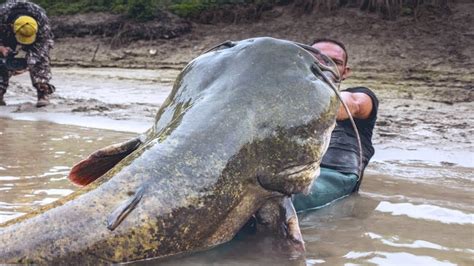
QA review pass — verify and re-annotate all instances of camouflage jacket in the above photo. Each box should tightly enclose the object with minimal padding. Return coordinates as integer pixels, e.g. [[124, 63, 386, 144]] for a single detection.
[[0, 0, 54, 85]]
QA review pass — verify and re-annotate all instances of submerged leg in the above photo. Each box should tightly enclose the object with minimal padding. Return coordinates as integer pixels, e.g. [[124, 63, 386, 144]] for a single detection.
[[293, 167, 359, 212]]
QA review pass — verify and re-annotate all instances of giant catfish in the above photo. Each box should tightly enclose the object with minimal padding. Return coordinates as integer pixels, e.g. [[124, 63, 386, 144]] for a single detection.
[[0, 37, 341, 264]]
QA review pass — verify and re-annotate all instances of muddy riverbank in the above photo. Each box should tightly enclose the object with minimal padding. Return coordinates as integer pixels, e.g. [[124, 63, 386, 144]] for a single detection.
[[36, 2, 473, 153], [3, 2, 471, 146], [1, 65, 471, 155], [49, 3, 473, 73]]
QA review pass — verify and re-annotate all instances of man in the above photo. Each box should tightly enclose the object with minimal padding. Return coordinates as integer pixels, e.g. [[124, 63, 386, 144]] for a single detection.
[[0, 0, 55, 107], [293, 38, 379, 211]]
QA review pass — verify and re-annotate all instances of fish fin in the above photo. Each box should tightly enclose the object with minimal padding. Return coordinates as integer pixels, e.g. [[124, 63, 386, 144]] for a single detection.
[[68, 136, 143, 186], [282, 197, 305, 252], [107, 187, 145, 231]]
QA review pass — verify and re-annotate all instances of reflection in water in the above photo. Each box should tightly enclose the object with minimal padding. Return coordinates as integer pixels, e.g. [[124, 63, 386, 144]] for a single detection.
[[0, 118, 473, 265], [345, 251, 457, 266], [373, 147, 474, 168], [366, 232, 474, 254], [376, 201, 474, 225], [0, 118, 135, 223]]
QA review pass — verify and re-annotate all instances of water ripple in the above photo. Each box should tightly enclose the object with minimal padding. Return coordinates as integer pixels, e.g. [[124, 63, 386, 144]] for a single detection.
[[376, 201, 474, 225], [366, 232, 474, 254], [344, 251, 456, 265]]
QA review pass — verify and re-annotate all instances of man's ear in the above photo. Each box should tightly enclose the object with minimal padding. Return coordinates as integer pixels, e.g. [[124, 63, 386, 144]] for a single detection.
[[342, 66, 352, 80]]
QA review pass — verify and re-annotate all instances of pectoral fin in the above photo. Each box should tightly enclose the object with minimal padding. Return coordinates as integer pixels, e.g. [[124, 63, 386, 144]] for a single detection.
[[282, 197, 305, 252], [256, 197, 305, 252], [107, 187, 145, 231], [68, 136, 143, 186]]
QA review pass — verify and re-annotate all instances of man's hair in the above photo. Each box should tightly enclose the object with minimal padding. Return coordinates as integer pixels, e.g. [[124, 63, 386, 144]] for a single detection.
[[311, 38, 349, 65]]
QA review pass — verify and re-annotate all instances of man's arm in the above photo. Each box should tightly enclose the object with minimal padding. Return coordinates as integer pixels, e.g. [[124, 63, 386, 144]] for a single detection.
[[336, 91, 373, 121]]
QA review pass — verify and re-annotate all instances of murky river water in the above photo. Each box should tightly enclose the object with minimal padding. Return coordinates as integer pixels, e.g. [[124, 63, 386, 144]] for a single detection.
[[0, 68, 473, 265], [0, 118, 136, 223], [1, 120, 472, 265]]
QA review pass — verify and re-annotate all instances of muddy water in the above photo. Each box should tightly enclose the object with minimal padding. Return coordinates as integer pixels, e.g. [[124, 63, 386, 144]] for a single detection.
[[0, 118, 135, 223], [1, 67, 473, 265], [0, 119, 472, 265]]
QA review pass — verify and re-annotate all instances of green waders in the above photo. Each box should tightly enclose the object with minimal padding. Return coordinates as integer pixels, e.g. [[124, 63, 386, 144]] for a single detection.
[[293, 167, 359, 212]]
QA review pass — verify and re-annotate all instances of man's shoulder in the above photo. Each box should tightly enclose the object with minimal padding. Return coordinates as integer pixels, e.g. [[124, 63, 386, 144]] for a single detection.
[[343, 86, 379, 120], [344, 86, 376, 96], [344, 86, 378, 103]]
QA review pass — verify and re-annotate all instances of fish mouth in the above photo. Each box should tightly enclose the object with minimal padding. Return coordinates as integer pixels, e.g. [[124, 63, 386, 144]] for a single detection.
[[277, 161, 319, 177], [268, 161, 320, 195]]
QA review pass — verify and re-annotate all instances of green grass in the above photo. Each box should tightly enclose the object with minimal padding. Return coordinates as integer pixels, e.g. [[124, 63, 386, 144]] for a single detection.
[[8, 0, 450, 21], [28, 0, 275, 20], [31, 0, 157, 19]]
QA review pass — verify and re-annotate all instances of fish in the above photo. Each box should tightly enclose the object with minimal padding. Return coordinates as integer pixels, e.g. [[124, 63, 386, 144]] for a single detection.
[[0, 37, 339, 264]]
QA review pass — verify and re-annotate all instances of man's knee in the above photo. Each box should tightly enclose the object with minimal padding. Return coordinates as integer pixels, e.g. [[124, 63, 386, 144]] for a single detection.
[[0, 71, 9, 90], [293, 168, 358, 211]]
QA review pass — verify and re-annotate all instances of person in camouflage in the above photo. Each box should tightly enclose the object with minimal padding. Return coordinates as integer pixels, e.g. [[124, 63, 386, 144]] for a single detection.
[[0, 0, 55, 107]]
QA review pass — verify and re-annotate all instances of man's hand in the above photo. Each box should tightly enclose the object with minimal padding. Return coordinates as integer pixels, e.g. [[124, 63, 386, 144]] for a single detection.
[[0, 46, 12, 57]]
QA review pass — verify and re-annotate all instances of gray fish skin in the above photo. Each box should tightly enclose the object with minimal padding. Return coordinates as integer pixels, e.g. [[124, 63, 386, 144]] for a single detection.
[[0, 37, 338, 264]]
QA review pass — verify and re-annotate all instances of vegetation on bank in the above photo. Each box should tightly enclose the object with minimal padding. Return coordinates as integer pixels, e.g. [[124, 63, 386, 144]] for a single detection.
[[30, 0, 274, 17], [27, 0, 451, 21]]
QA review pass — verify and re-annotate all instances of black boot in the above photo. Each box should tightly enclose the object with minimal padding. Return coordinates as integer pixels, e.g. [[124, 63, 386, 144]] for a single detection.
[[35, 83, 55, 108], [36, 89, 50, 107]]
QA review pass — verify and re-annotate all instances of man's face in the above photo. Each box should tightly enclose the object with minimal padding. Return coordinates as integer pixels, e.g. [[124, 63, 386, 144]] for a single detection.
[[312, 42, 351, 80]]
